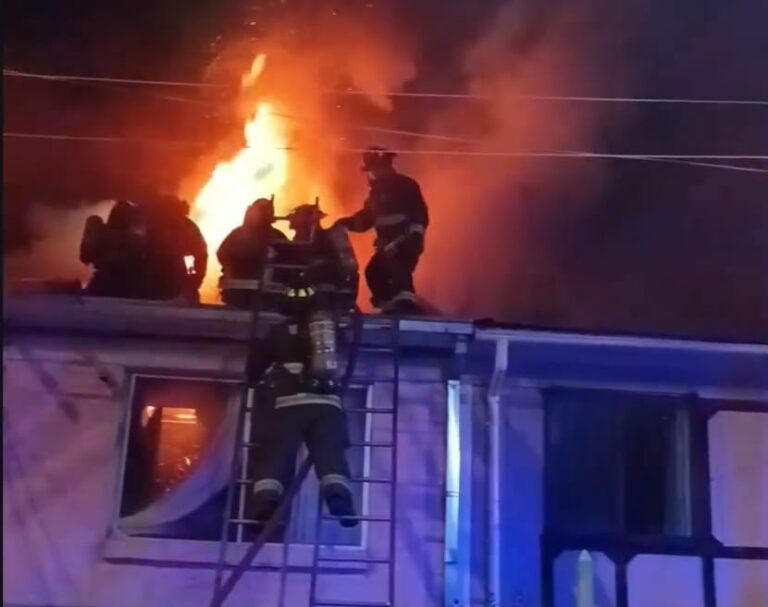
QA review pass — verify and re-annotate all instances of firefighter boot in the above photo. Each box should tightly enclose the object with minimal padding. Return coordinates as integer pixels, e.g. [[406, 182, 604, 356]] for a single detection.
[[320, 476, 358, 528], [390, 298, 422, 316], [250, 480, 284, 522]]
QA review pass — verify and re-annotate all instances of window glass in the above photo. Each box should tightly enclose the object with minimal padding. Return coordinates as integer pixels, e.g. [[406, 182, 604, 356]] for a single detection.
[[628, 555, 703, 607], [120, 377, 233, 520], [715, 559, 768, 607], [710, 411, 768, 548], [545, 389, 691, 537]]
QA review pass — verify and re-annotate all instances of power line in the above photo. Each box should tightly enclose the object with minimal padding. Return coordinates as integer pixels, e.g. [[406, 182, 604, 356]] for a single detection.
[[3, 132, 206, 147], [334, 90, 768, 106], [5, 132, 768, 175], [6, 68, 768, 107], [272, 111, 488, 145], [335, 147, 768, 161], [640, 157, 768, 174], [3, 68, 223, 89]]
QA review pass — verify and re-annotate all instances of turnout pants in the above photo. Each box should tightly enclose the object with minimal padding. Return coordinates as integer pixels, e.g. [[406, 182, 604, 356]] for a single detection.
[[365, 236, 423, 310], [250, 403, 352, 503]]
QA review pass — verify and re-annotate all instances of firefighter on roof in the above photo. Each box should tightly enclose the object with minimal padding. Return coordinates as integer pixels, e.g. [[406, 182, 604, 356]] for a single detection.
[[80, 199, 148, 298], [141, 195, 208, 302], [218, 198, 287, 309], [335, 147, 428, 314], [80, 197, 208, 302], [247, 275, 358, 527]]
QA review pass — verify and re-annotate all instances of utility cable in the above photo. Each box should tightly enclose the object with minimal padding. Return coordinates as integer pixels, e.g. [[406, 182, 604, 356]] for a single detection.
[[5, 131, 767, 161], [5, 132, 768, 174], [6, 68, 768, 106]]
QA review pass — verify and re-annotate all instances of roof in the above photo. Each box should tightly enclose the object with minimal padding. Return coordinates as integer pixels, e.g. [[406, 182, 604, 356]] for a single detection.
[[4, 293, 768, 395]]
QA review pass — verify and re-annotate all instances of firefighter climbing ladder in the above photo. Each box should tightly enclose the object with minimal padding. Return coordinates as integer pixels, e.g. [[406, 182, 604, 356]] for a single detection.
[[208, 197, 402, 607], [210, 195, 318, 605]]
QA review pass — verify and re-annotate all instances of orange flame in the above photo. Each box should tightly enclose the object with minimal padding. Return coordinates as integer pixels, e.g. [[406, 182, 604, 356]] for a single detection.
[[190, 54, 293, 302]]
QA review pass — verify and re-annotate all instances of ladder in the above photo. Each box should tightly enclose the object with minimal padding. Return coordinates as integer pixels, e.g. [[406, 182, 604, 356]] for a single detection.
[[210, 197, 403, 607], [306, 317, 402, 607]]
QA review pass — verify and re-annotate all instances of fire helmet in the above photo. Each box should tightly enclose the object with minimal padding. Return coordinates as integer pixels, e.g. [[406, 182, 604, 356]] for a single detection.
[[361, 146, 396, 172], [244, 197, 275, 228], [108, 200, 142, 229], [287, 204, 326, 228]]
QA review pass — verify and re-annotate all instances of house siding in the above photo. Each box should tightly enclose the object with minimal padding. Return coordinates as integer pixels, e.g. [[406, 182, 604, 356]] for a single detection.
[[3, 334, 450, 607]]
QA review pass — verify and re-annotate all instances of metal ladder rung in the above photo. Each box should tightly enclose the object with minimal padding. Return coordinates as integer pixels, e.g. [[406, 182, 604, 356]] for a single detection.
[[321, 514, 391, 523], [268, 262, 312, 270], [227, 517, 278, 526], [318, 556, 391, 564], [312, 601, 392, 607], [344, 407, 395, 414], [272, 240, 316, 247], [349, 477, 393, 485], [358, 346, 395, 353], [235, 476, 391, 487]]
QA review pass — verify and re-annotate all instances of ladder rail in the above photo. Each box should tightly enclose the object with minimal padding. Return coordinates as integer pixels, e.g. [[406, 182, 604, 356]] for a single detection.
[[308, 315, 401, 607], [211, 275, 267, 597], [210, 457, 314, 607], [308, 309, 364, 605], [212, 192, 293, 601], [386, 318, 401, 607]]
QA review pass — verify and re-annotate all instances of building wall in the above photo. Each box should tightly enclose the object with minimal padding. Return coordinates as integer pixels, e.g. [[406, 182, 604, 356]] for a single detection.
[[3, 334, 450, 607]]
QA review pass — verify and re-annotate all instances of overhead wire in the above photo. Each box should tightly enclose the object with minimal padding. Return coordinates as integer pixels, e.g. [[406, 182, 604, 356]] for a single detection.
[[3, 132, 207, 148], [5, 131, 768, 174], [333, 90, 768, 106], [6, 74, 768, 175], [6, 67, 768, 107], [6, 67, 767, 172], [3, 68, 223, 89]]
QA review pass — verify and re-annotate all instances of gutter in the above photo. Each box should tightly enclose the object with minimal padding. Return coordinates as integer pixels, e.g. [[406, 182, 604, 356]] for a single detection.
[[481, 336, 510, 607]]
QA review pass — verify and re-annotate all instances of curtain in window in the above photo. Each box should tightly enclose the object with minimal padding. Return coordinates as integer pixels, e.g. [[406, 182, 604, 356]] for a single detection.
[[119, 395, 239, 535], [544, 388, 692, 537]]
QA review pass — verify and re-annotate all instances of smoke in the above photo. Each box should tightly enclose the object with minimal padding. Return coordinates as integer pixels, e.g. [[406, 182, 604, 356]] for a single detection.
[[4, 0, 766, 338], [4, 201, 113, 289], [413, 0, 635, 322]]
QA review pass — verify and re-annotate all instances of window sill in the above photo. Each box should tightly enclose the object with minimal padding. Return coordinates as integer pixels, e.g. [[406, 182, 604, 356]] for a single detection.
[[103, 533, 372, 571]]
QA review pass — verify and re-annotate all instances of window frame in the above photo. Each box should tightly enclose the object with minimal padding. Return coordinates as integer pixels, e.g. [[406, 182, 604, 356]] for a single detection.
[[540, 387, 768, 607], [108, 368, 376, 566]]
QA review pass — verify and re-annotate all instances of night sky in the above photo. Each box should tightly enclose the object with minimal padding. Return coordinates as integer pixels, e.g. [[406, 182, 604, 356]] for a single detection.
[[4, 0, 767, 340]]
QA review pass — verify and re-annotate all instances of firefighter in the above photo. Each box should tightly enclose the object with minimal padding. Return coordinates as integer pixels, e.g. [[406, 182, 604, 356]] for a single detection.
[[283, 204, 359, 314], [335, 147, 428, 314], [80, 200, 148, 298], [247, 276, 358, 527], [142, 196, 208, 302], [217, 198, 287, 308]]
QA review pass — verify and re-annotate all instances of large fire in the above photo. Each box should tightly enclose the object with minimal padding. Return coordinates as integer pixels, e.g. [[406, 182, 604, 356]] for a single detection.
[[184, 48, 376, 307], [190, 55, 295, 303]]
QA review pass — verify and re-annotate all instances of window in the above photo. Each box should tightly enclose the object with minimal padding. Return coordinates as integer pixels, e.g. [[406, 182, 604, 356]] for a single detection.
[[542, 389, 768, 607], [544, 388, 692, 539], [118, 374, 370, 546]]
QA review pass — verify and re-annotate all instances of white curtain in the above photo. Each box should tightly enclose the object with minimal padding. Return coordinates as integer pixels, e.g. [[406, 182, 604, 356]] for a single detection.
[[118, 398, 239, 535]]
